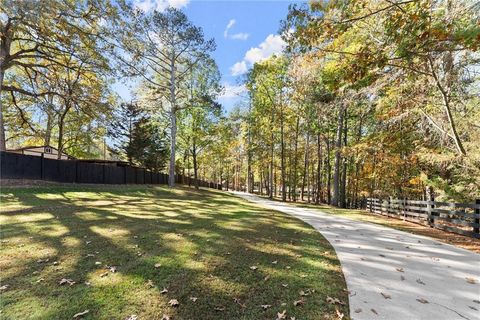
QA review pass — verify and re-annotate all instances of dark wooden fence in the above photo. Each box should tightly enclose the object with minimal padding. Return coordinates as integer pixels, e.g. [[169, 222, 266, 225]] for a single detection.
[[0, 151, 222, 190], [367, 198, 480, 239]]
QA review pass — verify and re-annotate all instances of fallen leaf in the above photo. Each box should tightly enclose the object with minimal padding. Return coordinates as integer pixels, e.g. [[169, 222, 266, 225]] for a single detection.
[[161, 315, 170, 320], [354, 308, 362, 313], [378, 254, 385, 257], [36, 278, 45, 283], [381, 292, 391, 299], [276, 310, 287, 320], [85, 282, 91, 286], [59, 278, 76, 286], [272, 260, 278, 264], [250, 266, 258, 270], [95, 262, 102, 266], [416, 279, 425, 285], [293, 299, 304, 306], [371, 308, 378, 315], [416, 298, 429, 304], [190, 297, 198, 302], [261, 304, 272, 310], [147, 280, 155, 288], [73, 310, 89, 318], [100, 272, 109, 278], [0, 285, 10, 291], [168, 299, 179, 307], [281, 284, 288, 288], [160, 287, 168, 294], [264, 276, 270, 281], [395, 268, 404, 273], [107, 266, 117, 273], [466, 277, 477, 284], [214, 306, 225, 311], [154, 263, 162, 268], [326, 296, 345, 305], [285, 266, 291, 269], [125, 315, 138, 320], [336, 307, 344, 319]]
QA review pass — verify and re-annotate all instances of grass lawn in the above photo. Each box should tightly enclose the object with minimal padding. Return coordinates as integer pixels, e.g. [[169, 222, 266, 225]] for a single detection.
[[286, 201, 480, 253], [0, 185, 349, 320]]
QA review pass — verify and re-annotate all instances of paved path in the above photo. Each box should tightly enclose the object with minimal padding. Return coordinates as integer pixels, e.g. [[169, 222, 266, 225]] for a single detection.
[[234, 192, 480, 320]]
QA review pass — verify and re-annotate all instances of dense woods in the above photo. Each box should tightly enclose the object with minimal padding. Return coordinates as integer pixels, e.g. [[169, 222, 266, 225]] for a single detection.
[[218, 0, 480, 204], [1, 0, 479, 203]]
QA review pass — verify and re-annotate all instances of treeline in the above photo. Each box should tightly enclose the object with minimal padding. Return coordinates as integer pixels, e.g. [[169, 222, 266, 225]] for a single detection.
[[215, 0, 480, 204], [1, 1, 222, 188]]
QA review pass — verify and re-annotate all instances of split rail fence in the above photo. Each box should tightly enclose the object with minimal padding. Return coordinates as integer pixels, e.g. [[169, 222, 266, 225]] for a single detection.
[[366, 198, 480, 239]]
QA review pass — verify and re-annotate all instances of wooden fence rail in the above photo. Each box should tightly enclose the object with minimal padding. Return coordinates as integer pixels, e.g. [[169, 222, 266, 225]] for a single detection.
[[366, 198, 480, 239]]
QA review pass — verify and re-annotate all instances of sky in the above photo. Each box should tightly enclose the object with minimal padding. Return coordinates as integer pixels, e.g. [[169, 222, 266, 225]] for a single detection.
[[115, 0, 303, 112]]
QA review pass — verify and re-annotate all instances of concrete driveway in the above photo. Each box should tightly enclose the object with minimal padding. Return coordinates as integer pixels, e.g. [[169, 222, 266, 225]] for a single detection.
[[234, 192, 480, 320]]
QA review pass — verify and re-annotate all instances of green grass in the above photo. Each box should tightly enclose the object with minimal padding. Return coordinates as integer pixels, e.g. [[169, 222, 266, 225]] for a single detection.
[[0, 185, 349, 319]]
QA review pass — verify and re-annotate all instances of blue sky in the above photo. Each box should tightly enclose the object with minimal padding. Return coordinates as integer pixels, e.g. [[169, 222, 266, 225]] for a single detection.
[[116, 0, 302, 111]]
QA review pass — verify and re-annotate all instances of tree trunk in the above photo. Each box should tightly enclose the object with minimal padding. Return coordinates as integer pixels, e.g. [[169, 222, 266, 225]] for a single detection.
[[339, 108, 348, 208], [0, 22, 12, 152], [0, 67, 5, 151], [301, 132, 310, 201], [247, 103, 254, 193], [325, 135, 332, 204], [169, 107, 177, 186], [292, 117, 299, 201], [168, 52, 177, 187], [192, 140, 199, 189], [57, 109, 69, 159], [280, 104, 286, 201], [316, 133, 323, 204], [332, 104, 344, 207], [428, 56, 466, 156], [269, 110, 275, 199]]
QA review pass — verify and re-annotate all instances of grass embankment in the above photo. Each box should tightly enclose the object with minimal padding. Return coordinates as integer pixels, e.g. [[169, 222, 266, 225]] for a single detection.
[[0, 185, 349, 319], [287, 200, 480, 253]]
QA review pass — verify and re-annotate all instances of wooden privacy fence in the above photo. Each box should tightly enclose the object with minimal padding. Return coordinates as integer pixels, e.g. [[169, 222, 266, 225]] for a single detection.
[[367, 198, 480, 239], [0, 151, 222, 190]]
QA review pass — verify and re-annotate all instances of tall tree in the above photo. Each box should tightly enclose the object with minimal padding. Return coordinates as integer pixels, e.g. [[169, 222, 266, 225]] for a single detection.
[[118, 7, 215, 187]]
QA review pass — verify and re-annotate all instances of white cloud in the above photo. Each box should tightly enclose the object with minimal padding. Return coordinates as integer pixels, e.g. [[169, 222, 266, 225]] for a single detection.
[[219, 83, 247, 99], [224, 19, 249, 41], [230, 34, 286, 76], [134, 0, 189, 12], [224, 19, 236, 38], [230, 61, 248, 77], [231, 33, 249, 41]]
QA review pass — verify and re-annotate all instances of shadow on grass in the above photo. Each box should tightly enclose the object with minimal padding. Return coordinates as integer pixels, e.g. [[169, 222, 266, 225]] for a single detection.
[[0, 185, 349, 320]]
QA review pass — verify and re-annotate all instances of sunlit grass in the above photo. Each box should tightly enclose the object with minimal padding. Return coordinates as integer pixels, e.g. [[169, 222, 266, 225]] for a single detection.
[[0, 185, 349, 319]]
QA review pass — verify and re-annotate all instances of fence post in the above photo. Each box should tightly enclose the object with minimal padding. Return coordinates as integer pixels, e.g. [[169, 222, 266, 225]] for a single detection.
[[426, 186, 434, 227], [474, 199, 480, 236]]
